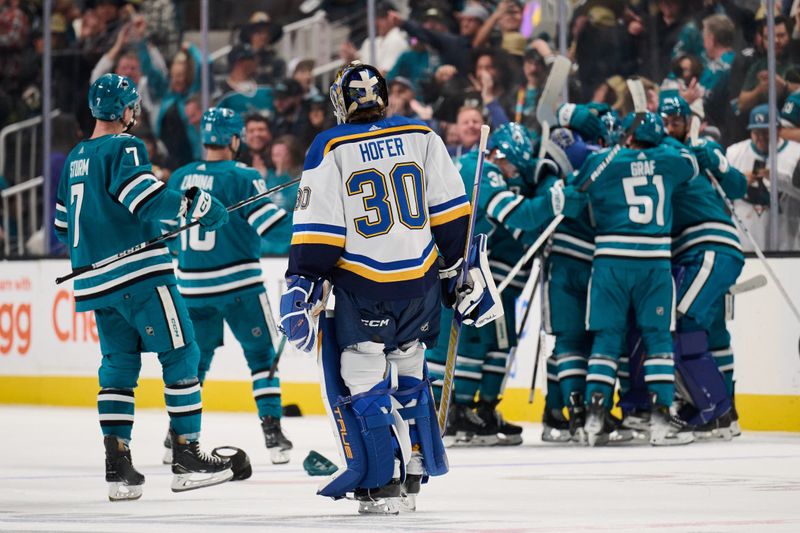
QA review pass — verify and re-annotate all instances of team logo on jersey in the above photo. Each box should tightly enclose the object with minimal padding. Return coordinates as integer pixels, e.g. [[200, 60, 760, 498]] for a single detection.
[[420, 322, 430, 333], [656, 306, 664, 316], [145, 326, 155, 336], [252, 327, 263, 338]]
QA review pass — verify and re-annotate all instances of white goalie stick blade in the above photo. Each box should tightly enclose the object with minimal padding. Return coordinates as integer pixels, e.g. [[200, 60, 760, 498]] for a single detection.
[[728, 274, 768, 295], [536, 56, 572, 127], [626, 78, 647, 115], [689, 97, 705, 145]]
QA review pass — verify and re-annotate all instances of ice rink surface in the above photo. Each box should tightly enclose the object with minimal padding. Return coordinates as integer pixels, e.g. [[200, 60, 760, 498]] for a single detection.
[[1, 406, 799, 532]]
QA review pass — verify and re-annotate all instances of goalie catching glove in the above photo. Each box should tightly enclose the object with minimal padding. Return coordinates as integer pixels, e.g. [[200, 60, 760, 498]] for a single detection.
[[182, 186, 229, 230], [439, 233, 503, 328], [279, 275, 326, 352]]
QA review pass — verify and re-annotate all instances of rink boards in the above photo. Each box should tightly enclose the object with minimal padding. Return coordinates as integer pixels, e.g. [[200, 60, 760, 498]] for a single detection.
[[0, 257, 799, 431]]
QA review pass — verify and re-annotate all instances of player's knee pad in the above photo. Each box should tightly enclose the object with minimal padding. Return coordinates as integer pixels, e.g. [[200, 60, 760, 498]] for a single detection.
[[388, 341, 424, 380], [158, 341, 201, 384], [318, 316, 408, 499], [393, 369, 449, 478], [673, 330, 730, 425], [98, 352, 142, 389]]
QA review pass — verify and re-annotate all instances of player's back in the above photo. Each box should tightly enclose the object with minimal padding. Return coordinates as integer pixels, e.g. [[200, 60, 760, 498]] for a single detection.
[[167, 159, 288, 305], [579, 144, 697, 267], [56, 134, 176, 311], [291, 115, 470, 300]]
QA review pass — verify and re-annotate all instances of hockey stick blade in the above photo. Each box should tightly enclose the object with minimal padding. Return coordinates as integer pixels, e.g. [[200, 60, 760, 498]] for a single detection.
[[536, 56, 571, 128], [438, 124, 491, 435], [688, 98, 705, 145], [728, 274, 767, 295], [56, 178, 301, 284]]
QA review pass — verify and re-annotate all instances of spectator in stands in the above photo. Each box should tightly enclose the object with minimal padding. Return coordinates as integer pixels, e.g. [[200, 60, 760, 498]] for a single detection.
[[262, 135, 303, 256], [288, 58, 320, 101], [515, 43, 551, 129], [241, 113, 273, 177], [358, 1, 408, 73], [159, 92, 202, 171], [727, 104, 800, 251], [472, 0, 524, 51], [470, 48, 513, 126], [138, 0, 180, 59], [780, 90, 800, 142], [305, 94, 334, 145], [0, 0, 30, 125], [47, 114, 82, 255], [390, 6, 472, 74], [738, 16, 800, 117], [449, 105, 485, 159], [270, 79, 310, 139], [697, 14, 737, 132], [216, 44, 275, 117], [458, 3, 489, 42], [241, 11, 286, 85], [640, 0, 704, 83], [386, 77, 421, 120]]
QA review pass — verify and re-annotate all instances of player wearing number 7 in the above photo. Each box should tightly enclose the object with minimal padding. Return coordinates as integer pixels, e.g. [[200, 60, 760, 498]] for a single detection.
[[162, 107, 294, 465], [574, 111, 698, 447], [53, 74, 234, 501], [278, 61, 500, 514]]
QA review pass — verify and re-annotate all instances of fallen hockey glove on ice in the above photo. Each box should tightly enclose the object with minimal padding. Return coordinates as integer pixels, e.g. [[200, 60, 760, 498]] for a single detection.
[[183, 186, 229, 230], [279, 275, 325, 352]]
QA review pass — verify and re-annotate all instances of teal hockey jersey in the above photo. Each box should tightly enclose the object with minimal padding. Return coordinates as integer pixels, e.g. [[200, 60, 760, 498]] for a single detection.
[[574, 144, 698, 268], [457, 150, 559, 290], [166, 160, 291, 306], [664, 136, 746, 261], [538, 168, 596, 267], [54, 134, 183, 312]]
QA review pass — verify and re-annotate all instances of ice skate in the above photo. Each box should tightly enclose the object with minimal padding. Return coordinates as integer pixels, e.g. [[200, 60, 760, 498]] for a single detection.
[[104, 436, 144, 502], [567, 392, 587, 444], [400, 452, 423, 512], [541, 407, 571, 443], [730, 399, 742, 437], [649, 399, 695, 446], [355, 479, 401, 515], [694, 411, 734, 441], [476, 399, 523, 446], [584, 392, 609, 447], [162, 428, 172, 465], [443, 404, 498, 447], [169, 429, 233, 492], [605, 411, 636, 443], [261, 416, 293, 464]]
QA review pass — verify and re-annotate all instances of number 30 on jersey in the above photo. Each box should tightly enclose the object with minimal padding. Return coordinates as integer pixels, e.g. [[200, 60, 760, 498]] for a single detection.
[[346, 162, 426, 238]]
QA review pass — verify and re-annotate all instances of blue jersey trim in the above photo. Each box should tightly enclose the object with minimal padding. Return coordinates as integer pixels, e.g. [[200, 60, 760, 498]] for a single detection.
[[429, 195, 469, 214], [293, 223, 347, 235], [340, 239, 436, 271]]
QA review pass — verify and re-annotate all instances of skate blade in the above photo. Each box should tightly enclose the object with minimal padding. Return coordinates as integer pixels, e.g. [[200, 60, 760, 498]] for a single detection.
[[650, 433, 695, 446], [400, 492, 417, 512], [496, 433, 523, 446], [108, 482, 143, 502], [730, 421, 742, 437], [270, 447, 291, 465], [358, 497, 400, 515], [162, 447, 173, 465], [541, 428, 571, 443], [444, 432, 498, 447], [571, 429, 588, 445], [171, 468, 234, 492], [695, 427, 733, 441], [587, 432, 609, 447]]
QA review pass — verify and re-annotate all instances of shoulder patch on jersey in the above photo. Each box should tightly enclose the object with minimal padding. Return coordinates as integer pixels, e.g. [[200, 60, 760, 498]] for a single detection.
[[197, 164, 206, 171], [637, 152, 647, 160], [235, 162, 248, 169], [369, 125, 381, 131]]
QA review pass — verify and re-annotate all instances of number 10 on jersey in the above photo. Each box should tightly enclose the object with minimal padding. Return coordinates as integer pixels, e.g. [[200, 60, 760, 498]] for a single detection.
[[346, 162, 427, 238]]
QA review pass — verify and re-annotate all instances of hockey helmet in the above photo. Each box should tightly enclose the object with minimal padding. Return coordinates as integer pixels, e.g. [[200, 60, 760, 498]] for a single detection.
[[658, 89, 691, 118], [329, 61, 388, 124], [88, 73, 140, 121], [201, 107, 244, 147], [488, 122, 535, 178], [622, 111, 665, 146], [600, 109, 624, 145]]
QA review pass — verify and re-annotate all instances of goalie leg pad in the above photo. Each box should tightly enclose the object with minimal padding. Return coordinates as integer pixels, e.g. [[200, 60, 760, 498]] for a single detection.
[[317, 316, 404, 499], [393, 370, 449, 478], [673, 329, 731, 425]]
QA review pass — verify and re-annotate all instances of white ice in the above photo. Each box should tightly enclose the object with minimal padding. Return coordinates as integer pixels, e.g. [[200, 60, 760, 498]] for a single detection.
[[1, 406, 799, 532]]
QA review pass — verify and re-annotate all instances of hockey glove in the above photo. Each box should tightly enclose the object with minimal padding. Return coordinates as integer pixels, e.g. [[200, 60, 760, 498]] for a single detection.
[[279, 275, 326, 352], [439, 234, 504, 328], [557, 103, 606, 144], [183, 187, 229, 230], [548, 182, 587, 218], [691, 141, 729, 177]]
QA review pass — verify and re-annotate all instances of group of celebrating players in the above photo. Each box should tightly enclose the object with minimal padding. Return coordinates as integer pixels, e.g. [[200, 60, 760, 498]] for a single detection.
[[55, 58, 746, 514]]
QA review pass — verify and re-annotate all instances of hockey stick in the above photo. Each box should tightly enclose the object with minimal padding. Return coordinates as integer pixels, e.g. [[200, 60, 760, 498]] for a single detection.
[[497, 79, 647, 294], [526, 261, 547, 404], [536, 56, 572, 160], [437, 124, 491, 435], [728, 274, 767, 295], [56, 178, 301, 284]]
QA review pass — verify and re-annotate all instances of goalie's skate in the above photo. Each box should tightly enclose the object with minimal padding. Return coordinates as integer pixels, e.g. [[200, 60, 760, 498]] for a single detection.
[[693, 411, 734, 441], [162, 429, 172, 465], [169, 429, 233, 492], [584, 392, 609, 447], [261, 416, 293, 464], [400, 452, 423, 512], [649, 401, 695, 446], [354, 479, 401, 515], [541, 408, 571, 443], [104, 436, 144, 502]]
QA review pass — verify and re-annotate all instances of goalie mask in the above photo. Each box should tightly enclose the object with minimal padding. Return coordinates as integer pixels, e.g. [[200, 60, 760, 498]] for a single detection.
[[329, 61, 388, 124]]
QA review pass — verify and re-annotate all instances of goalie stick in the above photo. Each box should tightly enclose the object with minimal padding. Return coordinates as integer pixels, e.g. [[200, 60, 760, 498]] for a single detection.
[[437, 124, 491, 435], [728, 274, 767, 295], [56, 178, 301, 284], [498, 78, 648, 293], [536, 56, 572, 161]]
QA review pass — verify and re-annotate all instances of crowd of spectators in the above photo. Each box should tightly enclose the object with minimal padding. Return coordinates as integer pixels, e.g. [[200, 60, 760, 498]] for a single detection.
[[3, 0, 800, 252]]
